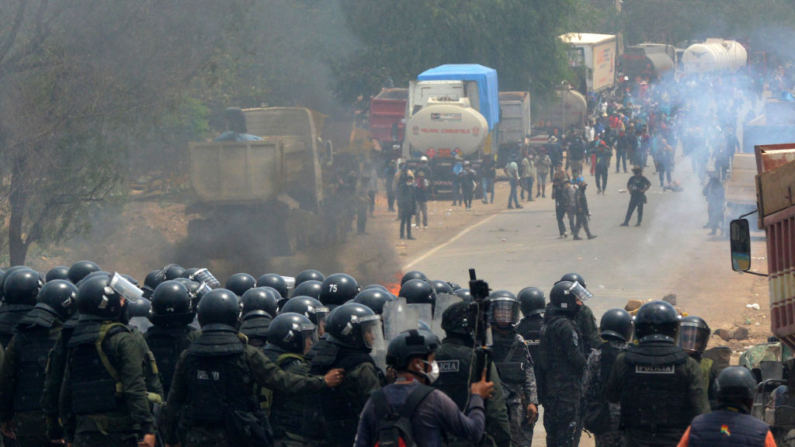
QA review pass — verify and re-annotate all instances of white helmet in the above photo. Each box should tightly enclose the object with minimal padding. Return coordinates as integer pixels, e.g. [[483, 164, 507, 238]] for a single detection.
[[420, 156, 428, 162]]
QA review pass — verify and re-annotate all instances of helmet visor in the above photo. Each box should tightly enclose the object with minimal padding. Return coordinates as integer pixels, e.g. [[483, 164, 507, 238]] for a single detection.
[[190, 269, 221, 289], [567, 281, 593, 302], [679, 324, 709, 353], [360, 315, 383, 349], [109, 272, 144, 303], [302, 322, 319, 355], [490, 298, 520, 325]]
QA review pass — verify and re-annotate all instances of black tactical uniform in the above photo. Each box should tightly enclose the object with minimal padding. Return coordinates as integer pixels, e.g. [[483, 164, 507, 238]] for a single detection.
[[262, 313, 318, 447], [41, 315, 78, 443], [434, 301, 513, 447], [164, 289, 331, 447], [0, 268, 41, 348], [59, 275, 155, 447], [516, 287, 545, 397], [306, 303, 384, 447], [559, 273, 601, 355], [239, 287, 279, 348], [605, 301, 710, 447], [537, 282, 588, 447], [0, 280, 77, 447]]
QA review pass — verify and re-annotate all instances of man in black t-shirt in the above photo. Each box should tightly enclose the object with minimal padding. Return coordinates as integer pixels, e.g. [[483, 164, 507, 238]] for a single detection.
[[621, 166, 652, 227]]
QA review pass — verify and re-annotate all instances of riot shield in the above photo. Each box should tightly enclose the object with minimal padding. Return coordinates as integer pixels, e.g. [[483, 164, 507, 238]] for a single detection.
[[431, 293, 463, 339], [383, 297, 419, 342]]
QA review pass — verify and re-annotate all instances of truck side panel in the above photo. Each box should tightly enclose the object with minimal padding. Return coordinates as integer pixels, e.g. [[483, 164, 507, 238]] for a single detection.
[[766, 205, 795, 349]]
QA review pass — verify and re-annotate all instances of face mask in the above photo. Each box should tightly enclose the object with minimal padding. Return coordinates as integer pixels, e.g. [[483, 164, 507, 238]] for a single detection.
[[421, 360, 440, 384]]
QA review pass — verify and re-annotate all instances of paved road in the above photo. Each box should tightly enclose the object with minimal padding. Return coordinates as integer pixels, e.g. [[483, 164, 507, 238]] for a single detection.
[[406, 160, 715, 317]]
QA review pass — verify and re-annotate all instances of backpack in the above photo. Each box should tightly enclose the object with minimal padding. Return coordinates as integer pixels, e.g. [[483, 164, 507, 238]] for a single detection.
[[371, 384, 435, 447]]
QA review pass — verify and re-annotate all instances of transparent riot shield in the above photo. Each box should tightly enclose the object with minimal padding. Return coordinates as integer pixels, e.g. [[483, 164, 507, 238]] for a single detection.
[[407, 303, 433, 333], [431, 293, 463, 339], [383, 297, 419, 342]]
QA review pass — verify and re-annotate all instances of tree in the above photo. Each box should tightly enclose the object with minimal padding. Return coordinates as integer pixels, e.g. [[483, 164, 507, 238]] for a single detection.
[[0, 0, 250, 265]]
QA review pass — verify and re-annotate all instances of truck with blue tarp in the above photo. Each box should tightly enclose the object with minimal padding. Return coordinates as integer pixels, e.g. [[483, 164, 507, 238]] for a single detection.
[[403, 64, 500, 193]]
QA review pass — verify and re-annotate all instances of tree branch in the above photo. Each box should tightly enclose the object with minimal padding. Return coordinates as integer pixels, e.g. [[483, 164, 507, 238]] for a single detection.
[[0, 0, 28, 65]]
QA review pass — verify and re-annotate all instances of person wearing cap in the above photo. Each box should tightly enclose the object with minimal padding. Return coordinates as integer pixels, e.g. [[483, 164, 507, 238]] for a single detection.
[[416, 156, 435, 192], [621, 166, 651, 227], [572, 177, 596, 240]]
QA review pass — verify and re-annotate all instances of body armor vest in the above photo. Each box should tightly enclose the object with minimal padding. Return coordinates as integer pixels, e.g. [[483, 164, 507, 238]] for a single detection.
[[689, 409, 769, 447], [240, 315, 271, 348], [67, 320, 128, 414], [271, 352, 309, 437], [492, 330, 530, 386], [308, 337, 377, 447], [183, 326, 255, 426], [539, 314, 583, 393], [620, 342, 692, 430], [433, 339, 474, 412], [0, 305, 34, 348], [12, 322, 60, 412], [517, 316, 542, 363], [144, 326, 195, 396]]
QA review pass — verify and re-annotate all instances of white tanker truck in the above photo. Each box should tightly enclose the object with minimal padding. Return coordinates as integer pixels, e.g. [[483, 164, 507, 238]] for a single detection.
[[681, 39, 748, 73]]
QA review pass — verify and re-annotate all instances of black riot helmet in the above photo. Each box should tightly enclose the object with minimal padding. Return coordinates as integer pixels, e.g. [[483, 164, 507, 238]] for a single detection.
[[127, 296, 151, 319], [257, 274, 289, 299], [679, 316, 711, 355], [46, 266, 72, 283], [181, 280, 211, 311], [150, 280, 195, 327], [268, 313, 318, 355], [517, 287, 546, 317], [68, 261, 100, 284], [36, 280, 78, 321], [430, 280, 453, 295], [76, 271, 111, 288], [441, 301, 475, 336], [162, 264, 186, 281], [401, 271, 427, 286], [197, 289, 242, 329], [293, 280, 323, 300], [491, 290, 516, 299], [363, 284, 389, 293], [489, 296, 520, 326], [599, 308, 633, 342], [399, 279, 436, 310], [3, 269, 43, 305], [242, 287, 279, 319], [320, 273, 360, 307], [353, 288, 393, 315], [447, 282, 462, 292], [325, 303, 381, 350], [181, 268, 199, 279], [387, 329, 440, 370], [634, 300, 680, 343], [142, 269, 164, 299], [454, 288, 472, 302], [560, 272, 587, 289], [549, 281, 586, 315], [281, 296, 329, 336], [717, 366, 757, 412], [1, 266, 31, 296], [295, 270, 325, 288], [225, 273, 257, 297], [77, 276, 126, 319]]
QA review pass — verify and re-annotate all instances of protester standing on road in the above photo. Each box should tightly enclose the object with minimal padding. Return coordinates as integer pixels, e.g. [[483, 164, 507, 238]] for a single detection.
[[507, 158, 523, 210], [595, 141, 611, 195], [536, 149, 551, 198], [621, 166, 651, 227], [398, 172, 416, 240], [658, 138, 675, 188], [553, 177, 572, 239], [520, 150, 536, 202], [384, 159, 397, 213], [702, 173, 725, 236], [452, 159, 463, 206], [415, 171, 430, 229], [572, 177, 596, 240], [481, 154, 496, 204], [460, 161, 476, 211]]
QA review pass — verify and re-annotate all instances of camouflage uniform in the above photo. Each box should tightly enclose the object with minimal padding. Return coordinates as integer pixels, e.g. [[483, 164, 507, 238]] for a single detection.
[[492, 329, 538, 447], [582, 339, 627, 447]]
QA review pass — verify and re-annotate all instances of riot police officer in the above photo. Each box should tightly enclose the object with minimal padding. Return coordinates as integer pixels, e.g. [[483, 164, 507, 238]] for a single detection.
[[294, 270, 324, 288], [433, 301, 512, 447], [306, 302, 384, 447], [516, 286, 545, 390], [292, 280, 323, 301], [560, 273, 601, 354], [680, 316, 718, 409], [582, 308, 633, 447], [319, 273, 359, 310], [225, 272, 257, 297], [45, 266, 71, 283], [490, 293, 538, 447], [0, 268, 42, 347], [0, 280, 77, 446], [678, 366, 775, 446], [399, 279, 436, 315], [401, 271, 427, 285], [163, 289, 344, 447], [59, 274, 156, 447], [538, 281, 588, 447], [281, 296, 329, 337], [257, 274, 289, 300], [141, 269, 164, 300], [263, 313, 318, 447], [353, 288, 393, 315], [144, 280, 200, 397], [605, 301, 710, 447], [66, 261, 100, 285], [239, 287, 279, 347]]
